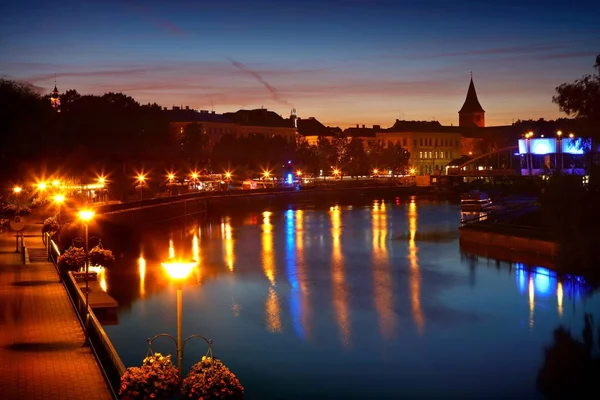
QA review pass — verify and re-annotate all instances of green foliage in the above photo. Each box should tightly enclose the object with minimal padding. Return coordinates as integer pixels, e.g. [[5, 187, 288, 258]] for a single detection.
[[181, 356, 244, 400], [119, 353, 180, 400]]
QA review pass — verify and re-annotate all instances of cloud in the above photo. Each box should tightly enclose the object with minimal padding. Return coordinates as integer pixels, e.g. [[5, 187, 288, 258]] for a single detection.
[[121, 0, 186, 36], [227, 58, 291, 106]]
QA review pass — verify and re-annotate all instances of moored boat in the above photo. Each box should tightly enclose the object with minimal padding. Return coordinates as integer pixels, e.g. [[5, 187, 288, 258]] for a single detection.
[[460, 190, 492, 212]]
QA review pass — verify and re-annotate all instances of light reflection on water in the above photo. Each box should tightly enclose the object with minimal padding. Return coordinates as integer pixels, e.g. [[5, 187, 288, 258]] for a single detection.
[[103, 199, 598, 400]]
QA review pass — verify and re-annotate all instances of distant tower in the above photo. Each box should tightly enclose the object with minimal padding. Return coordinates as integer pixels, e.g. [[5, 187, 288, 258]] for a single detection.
[[290, 108, 297, 128], [50, 78, 61, 112], [458, 73, 484, 127]]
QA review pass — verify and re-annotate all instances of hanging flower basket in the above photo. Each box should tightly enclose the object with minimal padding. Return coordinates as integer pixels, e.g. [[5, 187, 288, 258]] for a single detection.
[[42, 216, 59, 235], [89, 246, 116, 268], [181, 356, 244, 400], [57, 246, 86, 271], [119, 353, 180, 400]]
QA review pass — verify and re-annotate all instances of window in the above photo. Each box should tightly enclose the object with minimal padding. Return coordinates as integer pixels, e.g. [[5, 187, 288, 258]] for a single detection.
[[435, 139, 438, 146], [419, 151, 423, 159], [440, 151, 444, 158], [429, 151, 432, 158], [434, 151, 438, 158], [420, 139, 423, 146]]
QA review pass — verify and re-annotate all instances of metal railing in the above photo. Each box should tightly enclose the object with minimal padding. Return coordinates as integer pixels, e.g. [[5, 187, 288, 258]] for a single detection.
[[47, 235, 125, 399]]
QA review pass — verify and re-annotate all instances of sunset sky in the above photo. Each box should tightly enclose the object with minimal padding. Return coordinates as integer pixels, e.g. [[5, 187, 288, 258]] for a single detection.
[[1, 0, 598, 128]]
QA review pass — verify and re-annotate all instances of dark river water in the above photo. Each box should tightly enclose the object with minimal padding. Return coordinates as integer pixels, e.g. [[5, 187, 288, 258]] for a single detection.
[[100, 197, 599, 399]]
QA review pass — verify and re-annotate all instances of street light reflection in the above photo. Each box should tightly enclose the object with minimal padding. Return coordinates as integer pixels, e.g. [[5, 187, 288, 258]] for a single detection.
[[372, 200, 395, 341], [557, 282, 563, 317], [222, 218, 234, 271], [139, 256, 146, 298], [262, 211, 281, 333], [408, 200, 425, 334], [331, 205, 350, 347]]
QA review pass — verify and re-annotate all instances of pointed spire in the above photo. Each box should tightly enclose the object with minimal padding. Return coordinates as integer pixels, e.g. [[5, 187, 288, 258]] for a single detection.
[[459, 75, 485, 114]]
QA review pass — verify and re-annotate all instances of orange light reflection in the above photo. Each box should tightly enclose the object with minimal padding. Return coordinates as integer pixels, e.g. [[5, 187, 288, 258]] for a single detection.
[[139, 256, 146, 298], [262, 211, 281, 332], [408, 200, 425, 334], [331, 206, 350, 347], [529, 277, 535, 329], [557, 281, 563, 317], [372, 200, 395, 340]]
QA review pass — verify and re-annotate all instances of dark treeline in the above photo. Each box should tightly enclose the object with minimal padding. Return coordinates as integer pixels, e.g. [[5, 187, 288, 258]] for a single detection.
[[0, 79, 409, 196]]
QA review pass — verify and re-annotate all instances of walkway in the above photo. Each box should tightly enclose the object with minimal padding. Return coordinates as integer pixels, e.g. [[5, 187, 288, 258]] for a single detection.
[[0, 222, 112, 400]]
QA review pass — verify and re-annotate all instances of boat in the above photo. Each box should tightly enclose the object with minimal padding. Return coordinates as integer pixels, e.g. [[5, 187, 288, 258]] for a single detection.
[[460, 190, 492, 212]]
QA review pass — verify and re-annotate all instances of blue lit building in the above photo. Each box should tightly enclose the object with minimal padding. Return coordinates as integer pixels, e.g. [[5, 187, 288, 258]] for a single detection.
[[517, 136, 591, 176]]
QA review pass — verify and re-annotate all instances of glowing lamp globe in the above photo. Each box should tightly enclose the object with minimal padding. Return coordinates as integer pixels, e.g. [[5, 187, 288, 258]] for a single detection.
[[78, 210, 95, 222], [161, 259, 198, 281]]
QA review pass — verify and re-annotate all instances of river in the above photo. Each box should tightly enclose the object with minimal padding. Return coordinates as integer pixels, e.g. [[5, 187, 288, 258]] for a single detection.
[[100, 196, 598, 399]]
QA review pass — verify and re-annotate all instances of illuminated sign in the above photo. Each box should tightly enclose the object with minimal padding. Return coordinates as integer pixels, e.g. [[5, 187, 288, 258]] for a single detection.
[[562, 138, 586, 154], [518, 138, 556, 154], [518, 139, 527, 154], [530, 138, 556, 154]]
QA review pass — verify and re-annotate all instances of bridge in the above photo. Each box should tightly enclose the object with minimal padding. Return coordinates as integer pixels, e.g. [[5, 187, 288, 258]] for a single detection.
[[447, 145, 519, 177]]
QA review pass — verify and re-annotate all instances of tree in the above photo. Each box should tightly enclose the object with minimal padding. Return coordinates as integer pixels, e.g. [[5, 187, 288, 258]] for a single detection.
[[537, 314, 600, 399], [553, 54, 600, 140], [381, 141, 410, 174], [182, 123, 209, 164]]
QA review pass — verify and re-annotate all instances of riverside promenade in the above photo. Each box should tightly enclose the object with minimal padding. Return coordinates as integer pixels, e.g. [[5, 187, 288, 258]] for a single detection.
[[0, 222, 111, 399]]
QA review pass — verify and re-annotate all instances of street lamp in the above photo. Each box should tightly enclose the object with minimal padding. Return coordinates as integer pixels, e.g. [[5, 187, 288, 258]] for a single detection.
[[557, 131, 563, 173], [525, 132, 534, 176], [224, 171, 232, 191], [78, 209, 95, 345], [137, 174, 146, 201], [166, 172, 176, 196], [53, 194, 65, 224], [150, 258, 207, 377]]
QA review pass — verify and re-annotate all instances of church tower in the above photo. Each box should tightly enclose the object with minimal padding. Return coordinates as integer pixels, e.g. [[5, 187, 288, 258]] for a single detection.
[[458, 74, 484, 127], [50, 79, 61, 112]]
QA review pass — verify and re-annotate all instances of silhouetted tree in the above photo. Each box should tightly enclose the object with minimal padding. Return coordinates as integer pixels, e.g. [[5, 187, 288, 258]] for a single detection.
[[381, 141, 410, 174], [553, 55, 600, 140], [537, 314, 600, 399]]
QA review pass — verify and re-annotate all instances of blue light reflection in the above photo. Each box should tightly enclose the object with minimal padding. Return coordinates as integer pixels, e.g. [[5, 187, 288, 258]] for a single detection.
[[285, 210, 303, 339], [515, 263, 587, 300]]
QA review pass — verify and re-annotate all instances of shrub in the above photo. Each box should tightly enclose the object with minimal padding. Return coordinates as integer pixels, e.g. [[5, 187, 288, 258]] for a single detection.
[[119, 353, 180, 400], [181, 356, 244, 400]]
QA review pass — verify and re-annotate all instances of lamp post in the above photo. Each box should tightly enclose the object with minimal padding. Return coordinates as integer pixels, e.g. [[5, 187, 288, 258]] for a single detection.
[[13, 186, 22, 208], [557, 131, 563, 173], [167, 173, 176, 196], [158, 259, 200, 377], [53, 194, 65, 224], [78, 209, 95, 345], [224, 171, 232, 191], [137, 174, 146, 201], [525, 132, 533, 176]]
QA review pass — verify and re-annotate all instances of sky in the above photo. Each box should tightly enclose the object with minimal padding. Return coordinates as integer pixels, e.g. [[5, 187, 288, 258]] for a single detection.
[[1, 0, 598, 128]]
